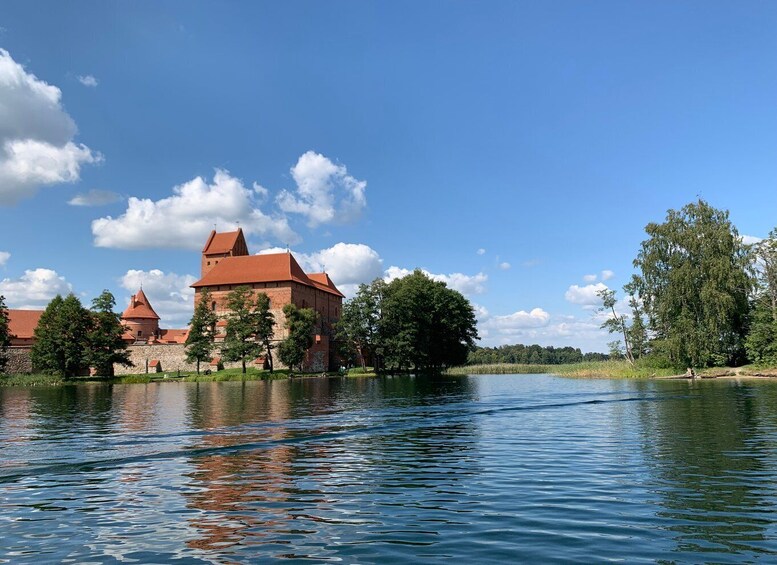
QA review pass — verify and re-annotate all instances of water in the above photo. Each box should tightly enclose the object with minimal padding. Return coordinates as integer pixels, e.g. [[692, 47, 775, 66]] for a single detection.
[[1, 375, 776, 563]]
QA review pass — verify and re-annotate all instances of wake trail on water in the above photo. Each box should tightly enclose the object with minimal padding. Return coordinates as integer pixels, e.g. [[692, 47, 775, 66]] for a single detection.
[[0, 392, 686, 485]]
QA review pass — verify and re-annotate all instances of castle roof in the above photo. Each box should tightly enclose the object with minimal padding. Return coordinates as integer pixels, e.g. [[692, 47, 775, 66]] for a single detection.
[[191, 253, 344, 297], [202, 229, 246, 255], [121, 289, 160, 320], [7, 309, 43, 340]]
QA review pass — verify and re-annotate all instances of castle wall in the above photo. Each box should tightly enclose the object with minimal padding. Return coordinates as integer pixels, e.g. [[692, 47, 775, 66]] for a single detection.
[[5, 348, 33, 374]]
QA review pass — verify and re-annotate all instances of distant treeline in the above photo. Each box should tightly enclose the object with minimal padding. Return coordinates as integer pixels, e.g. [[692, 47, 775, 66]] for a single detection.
[[468, 344, 609, 365]]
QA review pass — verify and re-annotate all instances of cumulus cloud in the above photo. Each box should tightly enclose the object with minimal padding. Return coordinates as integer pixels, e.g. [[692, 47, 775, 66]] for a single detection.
[[498, 262, 511, 270], [601, 269, 614, 281], [741, 235, 763, 246], [68, 189, 122, 206], [477, 248, 486, 255], [565, 282, 609, 308], [277, 151, 366, 226], [0, 268, 73, 308], [583, 274, 597, 282], [0, 251, 9, 267], [120, 269, 196, 326], [92, 169, 299, 249], [384, 266, 488, 297], [77, 75, 98, 87], [0, 49, 100, 205], [259, 242, 384, 298]]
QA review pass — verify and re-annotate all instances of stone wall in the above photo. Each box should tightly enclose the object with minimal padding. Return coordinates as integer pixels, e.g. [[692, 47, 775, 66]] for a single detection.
[[4, 348, 32, 374]]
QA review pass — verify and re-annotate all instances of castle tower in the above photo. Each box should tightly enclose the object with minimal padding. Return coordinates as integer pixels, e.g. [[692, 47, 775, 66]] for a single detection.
[[121, 289, 160, 342], [201, 228, 249, 277]]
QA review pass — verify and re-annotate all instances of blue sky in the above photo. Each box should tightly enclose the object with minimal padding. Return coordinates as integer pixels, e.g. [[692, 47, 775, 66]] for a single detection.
[[1, 1, 775, 351]]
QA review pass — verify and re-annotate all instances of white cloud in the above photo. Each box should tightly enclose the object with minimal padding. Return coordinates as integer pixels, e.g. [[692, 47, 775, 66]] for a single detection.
[[601, 269, 614, 281], [477, 248, 486, 255], [259, 242, 384, 298], [498, 262, 511, 270], [0, 49, 100, 205], [120, 269, 196, 327], [583, 274, 597, 282], [565, 282, 609, 307], [384, 266, 488, 297], [77, 75, 98, 87], [68, 189, 122, 206], [0, 251, 9, 267], [92, 169, 299, 249], [277, 151, 366, 226], [741, 235, 763, 246], [486, 308, 551, 330], [0, 268, 73, 308]]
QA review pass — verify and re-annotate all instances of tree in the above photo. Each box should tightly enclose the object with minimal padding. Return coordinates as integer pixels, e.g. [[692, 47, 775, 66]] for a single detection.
[[0, 295, 10, 374], [753, 228, 777, 322], [254, 292, 276, 373], [31, 294, 93, 378], [337, 280, 385, 369], [278, 303, 317, 371], [379, 270, 478, 372], [628, 200, 753, 368], [596, 288, 634, 364], [745, 229, 777, 364], [186, 289, 217, 374], [86, 290, 132, 377], [221, 286, 262, 374]]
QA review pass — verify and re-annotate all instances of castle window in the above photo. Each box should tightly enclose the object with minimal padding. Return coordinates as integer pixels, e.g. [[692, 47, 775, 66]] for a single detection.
[[207, 261, 210, 266], [138, 330, 143, 337], [212, 301, 216, 311]]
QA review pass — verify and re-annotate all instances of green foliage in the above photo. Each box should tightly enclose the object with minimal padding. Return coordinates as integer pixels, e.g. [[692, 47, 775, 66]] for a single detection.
[[278, 303, 317, 371], [86, 290, 132, 377], [745, 296, 777, 364], [221, 286, 263, 374], [185, 288, 217, 374], [379, 270, 478, 372], [0, 295, 9, 374], [254, 292, 276, 372], [597, 287, 634, 364], [31, 294, 93, 378], [468, 343, 608, 365], [336, 280, 385, 368], [628, 200, 753, 368]]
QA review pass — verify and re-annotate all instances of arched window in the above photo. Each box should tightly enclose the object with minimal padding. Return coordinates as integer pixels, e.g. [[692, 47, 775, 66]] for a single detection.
[[211, 301, 217, 311]]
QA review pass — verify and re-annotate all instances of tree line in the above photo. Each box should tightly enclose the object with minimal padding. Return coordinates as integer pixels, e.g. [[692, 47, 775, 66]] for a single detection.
[[336, 269, 479, 372], [468, 344, 609, 365], [599, 199, 777, 369]]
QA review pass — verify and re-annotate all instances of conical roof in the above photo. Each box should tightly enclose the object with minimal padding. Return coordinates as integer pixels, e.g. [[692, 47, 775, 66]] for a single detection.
[[121, 289, 160, 320]]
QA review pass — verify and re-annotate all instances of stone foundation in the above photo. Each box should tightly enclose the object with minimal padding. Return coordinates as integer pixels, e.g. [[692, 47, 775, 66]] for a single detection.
[[4, 348, 33, 374]]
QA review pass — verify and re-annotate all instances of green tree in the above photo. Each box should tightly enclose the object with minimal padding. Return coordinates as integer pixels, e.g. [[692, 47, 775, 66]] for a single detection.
[[221, 286, 262, 374], [628, 200, 753, 368], [254, 292, 276, 373], [337, 280, 385, 369], [744, 229, 777, 364], [596, 288, 634, 364], [31, 294, 93, 378], [0, 295, 10, 374], [278, 303, 317, 371], [86, 290, 132, 377], [379, 270, 478, 372], [186, 289, 217, 374]]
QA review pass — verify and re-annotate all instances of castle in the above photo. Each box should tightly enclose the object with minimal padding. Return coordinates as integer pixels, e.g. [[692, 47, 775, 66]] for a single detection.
[[4, 229, 344, 375]]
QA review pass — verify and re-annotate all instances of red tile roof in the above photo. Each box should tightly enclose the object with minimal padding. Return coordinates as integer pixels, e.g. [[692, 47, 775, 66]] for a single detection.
[[158, 329, 189, 344], [121, 289, 160, 320], [191, 253, 343, 297], [203, 229, 243, 255], [149, 359, 161, 367], [7, 310, 43, 340], [308, 273, 344, 297]]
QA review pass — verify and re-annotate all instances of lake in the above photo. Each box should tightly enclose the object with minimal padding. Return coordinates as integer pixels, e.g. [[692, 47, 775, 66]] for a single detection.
[[1, 374, 776, 563]]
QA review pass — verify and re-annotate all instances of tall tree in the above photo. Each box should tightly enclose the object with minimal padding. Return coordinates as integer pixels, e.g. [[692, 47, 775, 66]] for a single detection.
[[754, 228, 777, 322], [628, 200, 753, 368], [86, 290, 132, 376], [0, 295, 10, 374], [278, 303, 317, 371], [221, 286, 262, 373], [745, 229, 777, 364], [31, 294, 92, 377], [254, 292, 276, 373], [186, 288, 217, 374], [379, 270, 478, 372], [596, 288, 634, 364], [337, 280, 385, 369]]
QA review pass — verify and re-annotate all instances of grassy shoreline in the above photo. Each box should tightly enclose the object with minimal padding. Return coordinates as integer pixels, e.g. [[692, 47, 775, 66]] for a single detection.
[[446, 360, 777, 379]]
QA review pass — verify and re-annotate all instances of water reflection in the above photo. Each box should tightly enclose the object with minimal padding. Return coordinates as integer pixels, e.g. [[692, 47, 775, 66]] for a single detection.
[[637, 380, 777, 558]]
